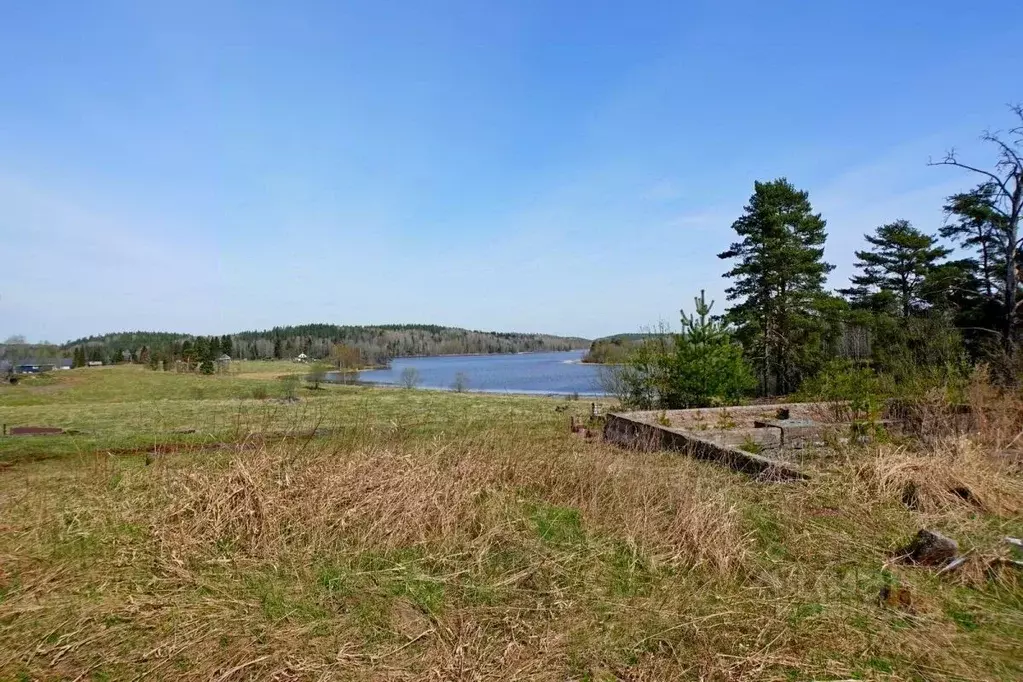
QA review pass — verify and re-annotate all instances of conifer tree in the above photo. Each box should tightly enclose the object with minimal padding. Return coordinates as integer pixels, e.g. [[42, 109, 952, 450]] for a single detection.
[[931, 106, 1023, 357], [719, 178, 834, 394], [841, 220, 950, 317], [661, 291, 754, 408]]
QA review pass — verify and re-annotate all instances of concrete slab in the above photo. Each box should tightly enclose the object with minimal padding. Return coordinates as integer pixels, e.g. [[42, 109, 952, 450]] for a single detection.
[[753, 418, 833, 449], [604, 413, 807, 481]]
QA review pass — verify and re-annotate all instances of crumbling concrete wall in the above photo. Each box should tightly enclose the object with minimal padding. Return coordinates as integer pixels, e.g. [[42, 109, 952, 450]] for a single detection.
[[604, 413, 807, 480]]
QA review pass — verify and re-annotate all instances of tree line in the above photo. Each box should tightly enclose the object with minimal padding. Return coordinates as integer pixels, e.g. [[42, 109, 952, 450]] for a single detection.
[[59, 324, 589, 370], [609, 107, 1023, 408]]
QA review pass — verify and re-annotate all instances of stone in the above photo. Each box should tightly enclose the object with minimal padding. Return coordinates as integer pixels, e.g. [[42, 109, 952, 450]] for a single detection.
[[936, 556, 968, 575], [897, 529, 959, 566]]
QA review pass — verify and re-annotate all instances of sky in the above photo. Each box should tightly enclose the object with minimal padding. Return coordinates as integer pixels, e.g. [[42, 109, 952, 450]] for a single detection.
[[2, 1, 1021, 343]]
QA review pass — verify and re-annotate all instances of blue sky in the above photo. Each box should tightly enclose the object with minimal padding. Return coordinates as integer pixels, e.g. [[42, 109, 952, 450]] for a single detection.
[[2, 1, 1021, 343]]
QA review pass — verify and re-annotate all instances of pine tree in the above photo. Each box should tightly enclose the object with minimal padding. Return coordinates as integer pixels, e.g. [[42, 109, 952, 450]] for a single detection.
[[718, 178, 834, 394], [661, 291, 754, 407], [220, 335, 233, 357], [941, 185, 1006, 300], [841, 220, 950, 317], [192, 337, 207, 365], [198, 336, 216, 374], [181, 339, 194, 365]]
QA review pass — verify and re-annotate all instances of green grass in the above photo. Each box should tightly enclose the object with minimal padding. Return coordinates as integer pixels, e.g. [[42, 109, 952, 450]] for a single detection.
[[0, 365, 1021, 680], [0, 364, 603, 465]]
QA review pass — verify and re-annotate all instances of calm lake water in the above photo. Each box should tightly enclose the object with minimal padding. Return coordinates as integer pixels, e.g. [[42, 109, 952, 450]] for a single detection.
[[339, 350, 604, 395]]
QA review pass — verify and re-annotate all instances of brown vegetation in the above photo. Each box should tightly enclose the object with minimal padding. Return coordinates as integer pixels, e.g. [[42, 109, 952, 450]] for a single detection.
[[1, 369, 1022, 680]]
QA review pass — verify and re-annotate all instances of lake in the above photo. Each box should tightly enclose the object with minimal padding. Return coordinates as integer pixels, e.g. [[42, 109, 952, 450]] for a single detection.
[[336, 350, 605, 395]]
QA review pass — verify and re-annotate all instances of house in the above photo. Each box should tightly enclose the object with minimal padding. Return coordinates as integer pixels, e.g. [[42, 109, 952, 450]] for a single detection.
[[216, 354, 232, 372], [15, 359, 56, 373], [58, 358, 73, 370]]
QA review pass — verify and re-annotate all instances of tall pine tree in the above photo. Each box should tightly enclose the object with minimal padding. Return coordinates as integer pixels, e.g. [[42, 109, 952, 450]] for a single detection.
[[841, 220, 950, 317], [719, 178, 834, 394]]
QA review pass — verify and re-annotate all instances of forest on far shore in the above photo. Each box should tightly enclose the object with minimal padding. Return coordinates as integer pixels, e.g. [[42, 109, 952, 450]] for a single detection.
[[1, 324, 589, 369]]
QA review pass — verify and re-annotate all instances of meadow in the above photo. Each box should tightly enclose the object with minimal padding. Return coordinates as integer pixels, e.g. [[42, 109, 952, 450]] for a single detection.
[[1, 365, 1021, 680]]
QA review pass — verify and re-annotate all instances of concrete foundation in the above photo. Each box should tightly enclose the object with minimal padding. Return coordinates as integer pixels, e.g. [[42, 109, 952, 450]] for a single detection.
[[603, 412, 808, 481]]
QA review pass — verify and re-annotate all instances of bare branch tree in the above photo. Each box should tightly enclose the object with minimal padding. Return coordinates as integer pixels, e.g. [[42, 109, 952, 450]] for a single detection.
[[930, 105, 1023, 356]]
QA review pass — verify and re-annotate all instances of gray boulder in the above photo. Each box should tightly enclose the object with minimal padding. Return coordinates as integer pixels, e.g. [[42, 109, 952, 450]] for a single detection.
[[897, 529, 959, 566]]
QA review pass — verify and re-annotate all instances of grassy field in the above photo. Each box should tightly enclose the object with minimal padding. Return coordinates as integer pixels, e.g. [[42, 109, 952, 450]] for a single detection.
[[0, 365, 604, 466], [1, 366, 1022, 680]]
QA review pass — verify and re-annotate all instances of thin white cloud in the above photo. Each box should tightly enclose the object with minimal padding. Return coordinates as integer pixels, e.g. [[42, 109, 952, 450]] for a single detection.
[[642, 178, 684, 203]]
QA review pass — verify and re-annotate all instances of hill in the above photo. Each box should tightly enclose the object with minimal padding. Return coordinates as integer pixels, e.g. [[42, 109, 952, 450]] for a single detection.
[[588, 333, 652, 343], [61, 324, 590, 365]]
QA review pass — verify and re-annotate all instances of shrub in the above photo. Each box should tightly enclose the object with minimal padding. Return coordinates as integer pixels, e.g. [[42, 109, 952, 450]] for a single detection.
[[799, 359, 886, 425], [281, 374, 300, 400], [400, 367, 420, 389], [306, 362, 330, 390]]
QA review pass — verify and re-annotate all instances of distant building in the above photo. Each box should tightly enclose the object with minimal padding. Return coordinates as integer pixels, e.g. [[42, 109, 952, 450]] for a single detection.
[[295, 353, 309, 363], [87, 360, 103, 367], [15, 359, 56, 373], [57, 358, 73, 370], [216, 354, 232, 372]]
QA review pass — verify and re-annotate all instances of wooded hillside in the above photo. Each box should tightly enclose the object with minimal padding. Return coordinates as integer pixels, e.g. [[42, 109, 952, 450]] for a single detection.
[[59, 324, 589, 366]]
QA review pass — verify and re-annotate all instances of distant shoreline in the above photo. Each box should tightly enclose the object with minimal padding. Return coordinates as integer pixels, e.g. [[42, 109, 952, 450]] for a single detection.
[[389, 348, 588, 360]]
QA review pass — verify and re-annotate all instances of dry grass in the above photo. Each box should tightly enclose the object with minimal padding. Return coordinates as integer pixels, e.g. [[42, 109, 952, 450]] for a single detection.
[[1, 367, 1022, 680], [158, 434, 746, 573], [858, 437, 1023, 517], [1, 430, 752, 680]]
